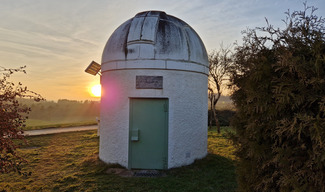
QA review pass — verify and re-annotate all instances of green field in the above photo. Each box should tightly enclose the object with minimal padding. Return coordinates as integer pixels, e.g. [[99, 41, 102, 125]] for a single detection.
[[25, 119, 98, 131], [0, 127, 237, 192], [21, 98, 235, 131], [19, 99, 100, 131]]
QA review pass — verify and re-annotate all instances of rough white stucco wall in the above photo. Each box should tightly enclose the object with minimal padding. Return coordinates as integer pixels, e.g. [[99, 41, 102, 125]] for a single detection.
[[99, 68, 208, 169]]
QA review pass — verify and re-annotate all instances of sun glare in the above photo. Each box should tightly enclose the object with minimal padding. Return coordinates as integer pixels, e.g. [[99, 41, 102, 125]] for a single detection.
[[91, 84, 101, 97]]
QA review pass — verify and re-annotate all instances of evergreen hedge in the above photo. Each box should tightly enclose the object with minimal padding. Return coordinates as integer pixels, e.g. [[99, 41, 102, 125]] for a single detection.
[[230, 5, 325, 191]]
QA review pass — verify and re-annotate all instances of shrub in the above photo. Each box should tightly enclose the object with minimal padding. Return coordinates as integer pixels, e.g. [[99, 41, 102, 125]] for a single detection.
[[208, 109, 236, 126], [230, 4, 325, 191], [0, 66, 43, 174]]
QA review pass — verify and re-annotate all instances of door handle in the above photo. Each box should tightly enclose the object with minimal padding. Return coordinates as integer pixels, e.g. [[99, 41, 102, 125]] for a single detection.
[[131, 129, 139, 141]]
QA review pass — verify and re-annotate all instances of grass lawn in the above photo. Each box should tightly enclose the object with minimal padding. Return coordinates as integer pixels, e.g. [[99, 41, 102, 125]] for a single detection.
[[0, 127, 237, 192], [24, 119, 98, 131]]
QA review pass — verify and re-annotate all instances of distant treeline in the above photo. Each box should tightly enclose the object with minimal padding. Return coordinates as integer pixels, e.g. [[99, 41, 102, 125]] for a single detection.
[[18, 98, 234, 126], [19, 99, 100, 122]]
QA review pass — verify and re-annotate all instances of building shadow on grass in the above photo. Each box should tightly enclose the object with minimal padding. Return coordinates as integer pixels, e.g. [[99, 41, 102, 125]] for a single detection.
[[85, 153, 237, 192]]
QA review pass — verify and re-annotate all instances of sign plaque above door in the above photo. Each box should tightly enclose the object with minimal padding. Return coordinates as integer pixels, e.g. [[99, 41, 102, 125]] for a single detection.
[[136, 76, 163, 89]]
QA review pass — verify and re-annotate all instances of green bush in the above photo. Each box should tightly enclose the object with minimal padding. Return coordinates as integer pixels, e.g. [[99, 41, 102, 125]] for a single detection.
[[230, 4, 325, 192], [208, 110, 236, 126]]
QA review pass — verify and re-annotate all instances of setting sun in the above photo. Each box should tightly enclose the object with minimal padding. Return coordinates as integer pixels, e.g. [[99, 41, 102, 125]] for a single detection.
[[91, 84, 101, 97]]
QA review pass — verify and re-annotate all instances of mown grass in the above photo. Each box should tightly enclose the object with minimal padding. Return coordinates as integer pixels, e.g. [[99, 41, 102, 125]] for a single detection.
[[208, 127, 237, 161], [0, 127, 237, 192], [25, 119, 98, 131]]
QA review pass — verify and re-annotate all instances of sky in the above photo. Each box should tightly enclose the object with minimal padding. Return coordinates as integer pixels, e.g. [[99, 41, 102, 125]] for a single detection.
[[0, 0, 324, 101]]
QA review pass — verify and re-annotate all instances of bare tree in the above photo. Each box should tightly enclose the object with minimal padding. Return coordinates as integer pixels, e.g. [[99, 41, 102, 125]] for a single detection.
[[208, 48, 232, 133]]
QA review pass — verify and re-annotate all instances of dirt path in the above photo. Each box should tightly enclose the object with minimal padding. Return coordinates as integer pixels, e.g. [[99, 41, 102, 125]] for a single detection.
[[24, 125, 98, 136]]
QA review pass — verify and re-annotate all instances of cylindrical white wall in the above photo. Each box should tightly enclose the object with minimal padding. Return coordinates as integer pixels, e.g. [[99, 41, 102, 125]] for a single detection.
[[99, 10, 209, 169], [99, 68, 208, 169]]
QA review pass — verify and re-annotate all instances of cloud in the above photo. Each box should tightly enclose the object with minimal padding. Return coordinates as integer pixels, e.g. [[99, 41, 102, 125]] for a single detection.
[[0, 0, 324, 100]]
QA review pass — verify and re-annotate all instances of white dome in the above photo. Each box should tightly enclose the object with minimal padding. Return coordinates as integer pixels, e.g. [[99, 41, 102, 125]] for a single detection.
[[101, 11, 209, 74], [99, 11, 208, 169]]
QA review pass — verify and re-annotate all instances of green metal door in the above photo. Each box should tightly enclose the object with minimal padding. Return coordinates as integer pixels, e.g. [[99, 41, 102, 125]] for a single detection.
[[129, 98, 168, 169]]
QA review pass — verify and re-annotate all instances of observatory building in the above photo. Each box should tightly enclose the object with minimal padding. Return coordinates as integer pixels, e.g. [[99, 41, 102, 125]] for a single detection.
[[99, 11, 209, 169]]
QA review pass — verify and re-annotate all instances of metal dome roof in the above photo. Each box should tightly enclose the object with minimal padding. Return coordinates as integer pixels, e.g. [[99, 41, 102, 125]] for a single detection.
[[101, 11, 209, 72]]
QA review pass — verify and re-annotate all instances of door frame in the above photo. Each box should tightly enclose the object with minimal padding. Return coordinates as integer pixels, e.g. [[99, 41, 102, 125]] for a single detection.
[[128, 97, 169, 170]]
